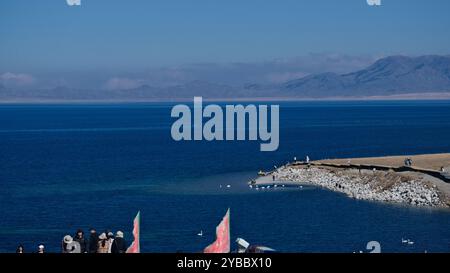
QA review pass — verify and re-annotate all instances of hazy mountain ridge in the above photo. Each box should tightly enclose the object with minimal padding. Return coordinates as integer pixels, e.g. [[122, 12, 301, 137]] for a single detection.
[[1, 55, 450, 101], [282, 55, 450, 97]]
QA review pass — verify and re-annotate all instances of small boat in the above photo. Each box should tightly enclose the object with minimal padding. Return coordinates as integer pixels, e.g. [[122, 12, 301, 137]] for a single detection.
[[197, 230, 203, 237]]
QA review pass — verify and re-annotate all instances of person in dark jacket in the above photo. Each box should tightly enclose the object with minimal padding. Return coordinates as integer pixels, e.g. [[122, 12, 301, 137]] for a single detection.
[[88, 228, 98, 253], [74, 229, 88, 253], [111, 231, 127, 253]]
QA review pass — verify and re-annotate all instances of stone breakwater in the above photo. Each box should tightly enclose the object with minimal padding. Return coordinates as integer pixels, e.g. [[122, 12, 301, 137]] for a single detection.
[[274, 166, 446, 207]]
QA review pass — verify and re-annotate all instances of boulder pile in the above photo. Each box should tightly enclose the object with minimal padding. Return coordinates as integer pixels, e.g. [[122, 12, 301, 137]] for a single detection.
[[275, 167, 444, 207]]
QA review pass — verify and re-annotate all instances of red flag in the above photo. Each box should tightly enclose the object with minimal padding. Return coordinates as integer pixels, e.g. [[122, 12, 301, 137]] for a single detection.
[[204, 208, 230, 253], [126, 211, 140, 253]]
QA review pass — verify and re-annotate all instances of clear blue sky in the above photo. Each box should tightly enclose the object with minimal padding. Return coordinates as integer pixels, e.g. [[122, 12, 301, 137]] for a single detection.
[[1, 0, 450, 86]]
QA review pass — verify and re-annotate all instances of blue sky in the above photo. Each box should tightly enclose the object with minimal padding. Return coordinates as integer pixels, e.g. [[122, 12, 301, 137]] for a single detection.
[[1, 0, 450, 89]]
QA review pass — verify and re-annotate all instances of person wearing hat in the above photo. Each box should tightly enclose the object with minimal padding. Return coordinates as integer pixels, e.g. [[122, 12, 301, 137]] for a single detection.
[[107, 231, 115, 253], [37, 244, 45, 254], [111, 231, 127, 253], [62, 235, 81, 253], [97, 233, 110, 253]]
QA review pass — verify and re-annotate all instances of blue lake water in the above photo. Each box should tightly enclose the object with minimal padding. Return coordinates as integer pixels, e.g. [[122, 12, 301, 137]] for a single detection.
[[0, 100, 450, 253]]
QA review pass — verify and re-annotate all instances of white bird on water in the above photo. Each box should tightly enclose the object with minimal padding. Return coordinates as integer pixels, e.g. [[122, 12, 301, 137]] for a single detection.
[[402, 238, 414, 245]]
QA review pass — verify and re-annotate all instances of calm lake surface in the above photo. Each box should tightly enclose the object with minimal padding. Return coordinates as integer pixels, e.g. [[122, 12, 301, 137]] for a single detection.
[[1, 100, 450, 253]]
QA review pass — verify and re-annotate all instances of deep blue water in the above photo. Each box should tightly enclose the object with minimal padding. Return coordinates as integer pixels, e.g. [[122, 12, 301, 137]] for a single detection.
[[1, 100, 450, 253]]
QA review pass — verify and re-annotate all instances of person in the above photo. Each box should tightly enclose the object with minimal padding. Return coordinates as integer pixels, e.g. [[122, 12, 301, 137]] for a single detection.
[[74, 229, 88, 253], [37, 244, 45, 254], [62, 235, 70, 253], [306, 156, 310, 164], [404, 158, 412, 166], [88, 228, 98, 253], [16, 244, 24, 253], [107, 231, 115, 253], [111, 231, 127, 253], [97, 233, 110, 253], [62, 235, 81, 253]]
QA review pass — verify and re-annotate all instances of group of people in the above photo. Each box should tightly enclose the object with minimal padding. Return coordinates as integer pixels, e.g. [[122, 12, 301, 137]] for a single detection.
[[16, 228, 128, 254], [404, 157, 413, 166]]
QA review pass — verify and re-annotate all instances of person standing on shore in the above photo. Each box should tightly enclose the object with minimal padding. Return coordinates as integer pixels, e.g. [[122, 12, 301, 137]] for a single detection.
[[37, 244, 45, 254], [107, 231, 114, 253], [16, 244, 24, 253], [88, 229, 98, 253], [62, 235, 81, 253], [111, 231, 127, 253], [74, 229, 88, 253], [97, 233, 110, 253]]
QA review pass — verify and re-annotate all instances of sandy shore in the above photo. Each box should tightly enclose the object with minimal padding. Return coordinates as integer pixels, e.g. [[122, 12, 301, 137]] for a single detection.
[[251, 153, 450, 208]]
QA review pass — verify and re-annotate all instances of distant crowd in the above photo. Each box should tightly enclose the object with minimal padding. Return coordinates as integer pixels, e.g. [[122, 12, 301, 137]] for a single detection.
[[16, 228, 128, 253]]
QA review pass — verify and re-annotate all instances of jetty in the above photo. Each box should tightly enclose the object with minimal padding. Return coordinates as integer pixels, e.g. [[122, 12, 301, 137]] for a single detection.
[[251, 153, 450, 207], [312, 153, 450, 183]]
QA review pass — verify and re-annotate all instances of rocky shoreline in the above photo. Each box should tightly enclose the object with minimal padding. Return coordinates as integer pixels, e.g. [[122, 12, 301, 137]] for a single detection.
[[272, 166, 448, 207]]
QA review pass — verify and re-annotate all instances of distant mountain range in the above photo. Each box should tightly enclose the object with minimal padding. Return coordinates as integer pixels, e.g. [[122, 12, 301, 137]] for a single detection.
[[281, 55, 450, 97], [1, 55, 450, 101]]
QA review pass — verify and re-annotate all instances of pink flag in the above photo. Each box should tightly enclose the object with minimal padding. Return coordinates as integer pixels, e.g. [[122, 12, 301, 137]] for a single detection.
[[204, 208, 230, 253], [126, 211, 140, 253]]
